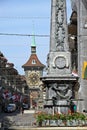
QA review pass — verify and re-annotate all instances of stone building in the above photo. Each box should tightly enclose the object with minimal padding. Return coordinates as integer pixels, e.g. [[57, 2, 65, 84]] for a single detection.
[[0, 51, 26, 111], [68, 11, 77, 73], [22, 36, 45, 109], [0, 51, 26, 94], [71, 0, 87, 112]]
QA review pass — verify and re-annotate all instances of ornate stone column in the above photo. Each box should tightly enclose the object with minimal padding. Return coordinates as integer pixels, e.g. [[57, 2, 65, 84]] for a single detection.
[[47, 0, 71, 76], [41, 0, 78, 114]]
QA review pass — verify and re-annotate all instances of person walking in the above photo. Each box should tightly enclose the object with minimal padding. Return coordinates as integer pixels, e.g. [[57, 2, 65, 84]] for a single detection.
[[20, 105, 24, 115]]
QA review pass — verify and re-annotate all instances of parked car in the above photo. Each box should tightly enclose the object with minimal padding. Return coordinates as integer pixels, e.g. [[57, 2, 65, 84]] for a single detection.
[[4, 103, 16, 112]]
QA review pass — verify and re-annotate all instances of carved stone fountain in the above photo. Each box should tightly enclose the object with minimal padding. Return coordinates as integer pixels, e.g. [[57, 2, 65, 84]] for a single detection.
[[41, 0, 79, 114]]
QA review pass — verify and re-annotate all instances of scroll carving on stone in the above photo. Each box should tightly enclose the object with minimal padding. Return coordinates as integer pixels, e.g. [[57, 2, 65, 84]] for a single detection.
[[55, 0, 66, 51]]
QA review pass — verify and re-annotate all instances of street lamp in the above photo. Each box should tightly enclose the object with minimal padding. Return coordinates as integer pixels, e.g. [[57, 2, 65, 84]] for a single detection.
[[30, 94, 33, 109]]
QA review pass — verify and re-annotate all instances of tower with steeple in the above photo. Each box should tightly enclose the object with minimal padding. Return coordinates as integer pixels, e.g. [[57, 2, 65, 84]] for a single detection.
[[22, 35, 45, 108]]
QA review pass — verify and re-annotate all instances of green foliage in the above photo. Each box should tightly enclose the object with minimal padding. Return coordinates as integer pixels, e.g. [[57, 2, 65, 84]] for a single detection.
[[35, 111, 87, 124]]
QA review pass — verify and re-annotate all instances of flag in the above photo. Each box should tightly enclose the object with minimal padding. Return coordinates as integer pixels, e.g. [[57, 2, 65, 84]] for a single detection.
[[12, 94, 20, 102], [82, 61, 87, 79], [72, 62, 78, 77], [72, 71, 78, 77], [3, 90, 11, 99]]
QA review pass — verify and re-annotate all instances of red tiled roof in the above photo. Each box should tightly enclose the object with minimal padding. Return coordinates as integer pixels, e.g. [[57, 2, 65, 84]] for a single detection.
[[20, 75, 26, 81], [22, 54, 45, 68], [0, 56, 7, 62], [6, 62, 14, 67]]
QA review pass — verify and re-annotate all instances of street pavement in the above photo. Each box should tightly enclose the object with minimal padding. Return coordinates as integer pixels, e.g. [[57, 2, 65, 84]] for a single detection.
[[1, 110, 87, 130], [0, 109, 36, 128]]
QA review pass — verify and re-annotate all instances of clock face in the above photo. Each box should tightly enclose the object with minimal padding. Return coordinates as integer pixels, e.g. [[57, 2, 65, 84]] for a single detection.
[[28, 72, 39, 85], [55, 56, 66, 69]]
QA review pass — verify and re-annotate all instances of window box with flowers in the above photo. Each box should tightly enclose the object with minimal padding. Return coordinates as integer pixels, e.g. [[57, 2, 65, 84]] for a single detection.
[[34, 111, 87, 127]]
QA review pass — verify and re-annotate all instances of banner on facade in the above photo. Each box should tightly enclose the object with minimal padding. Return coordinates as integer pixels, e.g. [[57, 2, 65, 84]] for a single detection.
[[82, 61, 87, 79]]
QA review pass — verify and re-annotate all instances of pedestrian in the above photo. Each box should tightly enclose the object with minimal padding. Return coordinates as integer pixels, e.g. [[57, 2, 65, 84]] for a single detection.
[[21, 106, 24, 115], [1, 120, 4, 130]]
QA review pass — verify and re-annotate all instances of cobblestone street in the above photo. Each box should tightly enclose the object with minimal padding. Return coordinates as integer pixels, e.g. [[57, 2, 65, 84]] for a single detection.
[[1, 110, 87, 130], [13, 110, 36, 127], [0, 110, 36, 129]]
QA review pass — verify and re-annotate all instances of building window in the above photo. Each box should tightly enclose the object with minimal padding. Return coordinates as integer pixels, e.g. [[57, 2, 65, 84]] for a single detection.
[[32, 59, 36, 64]]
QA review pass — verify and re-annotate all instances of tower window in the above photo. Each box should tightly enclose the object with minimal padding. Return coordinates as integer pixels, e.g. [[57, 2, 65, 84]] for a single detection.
[[32, 59, 36, 64]]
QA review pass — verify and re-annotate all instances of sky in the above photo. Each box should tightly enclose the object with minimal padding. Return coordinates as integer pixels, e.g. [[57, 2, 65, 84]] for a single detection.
[[0, 0, 72, 75]]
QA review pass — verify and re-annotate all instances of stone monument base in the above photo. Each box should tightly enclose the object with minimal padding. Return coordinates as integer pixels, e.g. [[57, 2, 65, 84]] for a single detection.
[[8, 127, 87, 130]]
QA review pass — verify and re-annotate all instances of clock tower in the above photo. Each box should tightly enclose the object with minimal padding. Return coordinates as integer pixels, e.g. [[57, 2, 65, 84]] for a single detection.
[[22, 35, 45, 109]]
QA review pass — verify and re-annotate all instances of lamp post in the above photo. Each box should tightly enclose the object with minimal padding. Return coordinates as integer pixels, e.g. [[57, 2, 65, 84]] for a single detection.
[[0, 76, 1, 88], [30, 93, 33, 109]]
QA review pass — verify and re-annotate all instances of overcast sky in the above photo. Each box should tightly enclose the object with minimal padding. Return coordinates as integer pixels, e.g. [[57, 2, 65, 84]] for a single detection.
[[0, 0, 72, 75]]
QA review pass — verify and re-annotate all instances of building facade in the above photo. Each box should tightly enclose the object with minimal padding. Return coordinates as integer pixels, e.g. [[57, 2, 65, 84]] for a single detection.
[[71, 0, 87, 112], [0, 51, 26, 112]]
